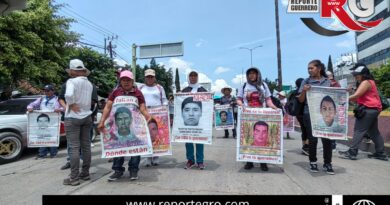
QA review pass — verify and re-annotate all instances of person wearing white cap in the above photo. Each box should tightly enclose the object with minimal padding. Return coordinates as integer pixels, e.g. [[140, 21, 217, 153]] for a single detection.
[[220, 86, 237, 138], [139, 69, 168, 167], [98, 70, 152, 181], [63, 59, 94, 186], [339, 63, 387, 161]]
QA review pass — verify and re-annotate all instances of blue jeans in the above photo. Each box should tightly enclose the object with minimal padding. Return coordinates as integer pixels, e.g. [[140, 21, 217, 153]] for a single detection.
[[38, 147, 58, 157], [112, 156, 141, 173], [185, 143, 204, 163]]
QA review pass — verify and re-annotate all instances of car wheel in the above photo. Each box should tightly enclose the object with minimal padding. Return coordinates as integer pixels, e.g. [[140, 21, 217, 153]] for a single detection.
[[0, 132, 24, 165]]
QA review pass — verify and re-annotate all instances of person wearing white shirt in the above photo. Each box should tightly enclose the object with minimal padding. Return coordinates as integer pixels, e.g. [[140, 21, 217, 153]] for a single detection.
[[139, 69, 168, 166], [63, 59, 93, 186]]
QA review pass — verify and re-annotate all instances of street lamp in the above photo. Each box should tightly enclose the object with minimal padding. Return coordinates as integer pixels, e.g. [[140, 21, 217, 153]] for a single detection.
[[239, 45, 263, 67]]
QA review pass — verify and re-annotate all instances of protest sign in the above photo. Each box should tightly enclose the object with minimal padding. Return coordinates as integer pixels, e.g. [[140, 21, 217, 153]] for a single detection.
[[172, 92, 213, 144], [147, 105, 172, 156], [101, 96, 153, 158], [283, 114, 295, 132], [237, 107, 283, 164], [27, 112, 60, 147], [307, 86, 348, 140], [214, 104, 234, 130]]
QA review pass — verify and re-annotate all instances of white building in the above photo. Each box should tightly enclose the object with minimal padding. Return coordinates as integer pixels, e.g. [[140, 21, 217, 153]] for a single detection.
[[356, 0, 390, 68]]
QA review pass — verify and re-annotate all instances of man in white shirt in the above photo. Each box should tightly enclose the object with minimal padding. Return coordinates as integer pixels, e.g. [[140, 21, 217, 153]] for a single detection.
[[63, 59, 93, 186]]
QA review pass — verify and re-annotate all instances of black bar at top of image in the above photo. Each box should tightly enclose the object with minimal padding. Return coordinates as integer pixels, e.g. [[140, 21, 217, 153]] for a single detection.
[[43, 195, 333, 205]]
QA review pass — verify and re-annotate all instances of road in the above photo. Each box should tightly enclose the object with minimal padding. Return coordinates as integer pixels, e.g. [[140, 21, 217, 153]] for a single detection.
[[1, 130, 389, 205]]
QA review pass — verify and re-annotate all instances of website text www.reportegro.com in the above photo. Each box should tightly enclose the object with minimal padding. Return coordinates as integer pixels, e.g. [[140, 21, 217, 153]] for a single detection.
[[126, 201, 250, 205]]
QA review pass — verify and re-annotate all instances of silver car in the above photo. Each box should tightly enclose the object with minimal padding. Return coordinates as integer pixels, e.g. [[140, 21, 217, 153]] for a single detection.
[[0, 96, 66, 164]]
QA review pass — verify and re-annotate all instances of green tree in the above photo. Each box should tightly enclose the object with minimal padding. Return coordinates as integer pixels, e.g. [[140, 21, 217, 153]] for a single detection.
[[327, 55, 334, 73], [175, 68, 180, 92], [371, 61, 390, 97], [263, 78, 278, 94], [0, 0, 78, 89]]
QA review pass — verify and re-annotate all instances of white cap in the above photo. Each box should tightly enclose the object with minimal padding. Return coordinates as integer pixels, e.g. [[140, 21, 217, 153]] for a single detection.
[[66, 59, 90, 76]]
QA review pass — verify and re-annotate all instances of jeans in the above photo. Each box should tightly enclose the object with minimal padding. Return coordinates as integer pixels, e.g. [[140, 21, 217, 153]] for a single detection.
[[185, 143, 204, 163], [303, 113, 332, 164], [112, 156, 141, 173], [38, 147, 58, 157], [65, 116, 92, 179]]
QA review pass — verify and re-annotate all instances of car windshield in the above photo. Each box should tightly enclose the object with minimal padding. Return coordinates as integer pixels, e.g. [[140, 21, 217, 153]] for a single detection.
[[0, 99, 36, 115]]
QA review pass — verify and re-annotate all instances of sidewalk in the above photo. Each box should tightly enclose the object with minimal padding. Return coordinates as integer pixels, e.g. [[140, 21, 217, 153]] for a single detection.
[[0, 130, 389, 205]]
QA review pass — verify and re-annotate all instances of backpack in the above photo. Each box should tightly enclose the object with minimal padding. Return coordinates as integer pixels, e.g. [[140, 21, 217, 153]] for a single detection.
[[285, 90, 303, 116]]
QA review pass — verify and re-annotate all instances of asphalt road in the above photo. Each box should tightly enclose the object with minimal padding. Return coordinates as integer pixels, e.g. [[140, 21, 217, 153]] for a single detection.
[[1, 130, 389, 205]]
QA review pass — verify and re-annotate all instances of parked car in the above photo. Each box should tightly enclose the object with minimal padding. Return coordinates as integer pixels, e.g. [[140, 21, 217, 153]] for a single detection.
[[0, 96, 66, 164]]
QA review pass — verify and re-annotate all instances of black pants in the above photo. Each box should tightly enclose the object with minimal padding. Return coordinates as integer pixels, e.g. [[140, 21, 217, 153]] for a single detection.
[[296, 115, 307, 142], [303, 113, 332, 164]]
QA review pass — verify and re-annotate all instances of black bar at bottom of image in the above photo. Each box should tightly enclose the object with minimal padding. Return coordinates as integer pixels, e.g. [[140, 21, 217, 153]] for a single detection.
[[43, 195, 333, 205]]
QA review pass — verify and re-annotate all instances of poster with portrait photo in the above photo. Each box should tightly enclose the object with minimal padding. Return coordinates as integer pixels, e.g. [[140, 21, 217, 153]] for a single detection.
[[101, 95, 153, 158], [283, 114, 295, 132], [147, 105, 172, 156], [172, 92, 213, 144], [307, 86, 348, 140], [214, 104, 234, 130], [236, 107, 283, 164], [27, 111, 60, 147]]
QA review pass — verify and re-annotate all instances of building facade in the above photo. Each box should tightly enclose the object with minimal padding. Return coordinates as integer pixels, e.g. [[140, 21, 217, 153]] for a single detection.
[[356, 0, 390, 68]]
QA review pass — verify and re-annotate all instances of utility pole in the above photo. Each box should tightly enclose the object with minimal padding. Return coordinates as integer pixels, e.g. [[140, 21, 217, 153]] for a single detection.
[[274, 0, 283, 91], [132, 43, 137, 80], [108, 41, 113, 59], [104, 37, 107, 55]]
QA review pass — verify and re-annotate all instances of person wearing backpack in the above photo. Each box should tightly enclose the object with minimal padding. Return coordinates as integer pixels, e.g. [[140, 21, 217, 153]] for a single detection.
[[298, 60, 335, 175], [139, 69, 168, 167], [339, 63, 387, 161], [287, 78, 309, 155], [237, 67, 278, 172]]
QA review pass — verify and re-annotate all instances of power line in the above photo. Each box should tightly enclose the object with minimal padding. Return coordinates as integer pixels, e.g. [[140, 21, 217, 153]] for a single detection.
[[77, 41, 105, 49], [58, 10, 111, 37], [62, 5, 115, 36]]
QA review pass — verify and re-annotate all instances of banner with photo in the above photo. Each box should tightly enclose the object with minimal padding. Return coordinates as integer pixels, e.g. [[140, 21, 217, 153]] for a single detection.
[[101, 96, 153, 158], [27, 112, 60, 147], [214, 104, 234, 130], [147, 105, 172, 156], [236, 107, 283, 164], [307, 86, 348, 140], [283, 114, 295, 132], [172, 92, 213, 144]]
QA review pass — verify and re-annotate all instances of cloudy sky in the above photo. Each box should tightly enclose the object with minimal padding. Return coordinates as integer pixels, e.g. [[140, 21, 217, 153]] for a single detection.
[[57, 0, 358, 96]]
